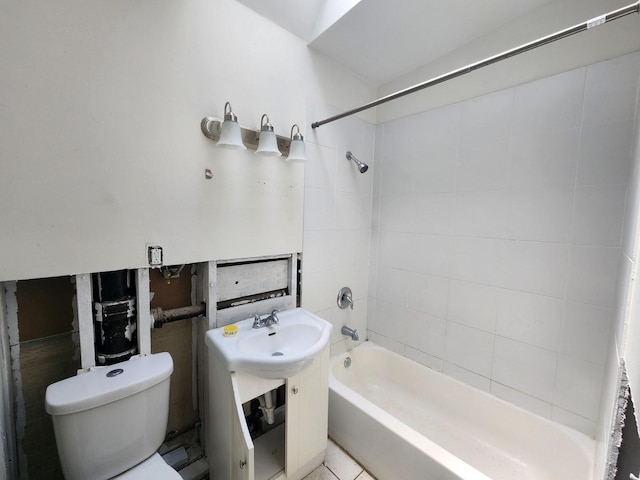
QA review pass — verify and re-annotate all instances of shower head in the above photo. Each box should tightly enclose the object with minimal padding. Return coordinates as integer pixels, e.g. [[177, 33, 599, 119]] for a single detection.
[[346, 151, 369, 173]]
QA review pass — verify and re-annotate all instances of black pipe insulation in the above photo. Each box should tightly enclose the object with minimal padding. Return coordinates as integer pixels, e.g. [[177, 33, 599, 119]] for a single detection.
[[93, 270, 138, 364], [152, 304, 206, 328]]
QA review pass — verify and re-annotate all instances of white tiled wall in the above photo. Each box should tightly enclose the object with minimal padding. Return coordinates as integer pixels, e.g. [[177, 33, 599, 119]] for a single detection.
[[301, 98, 375, 355], [369, 51, 640, 437], [596, 49, 640, 475]]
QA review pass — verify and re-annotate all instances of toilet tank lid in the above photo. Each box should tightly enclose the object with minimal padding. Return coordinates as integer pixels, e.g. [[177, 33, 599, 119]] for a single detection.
[[45, 352, 173, 416]]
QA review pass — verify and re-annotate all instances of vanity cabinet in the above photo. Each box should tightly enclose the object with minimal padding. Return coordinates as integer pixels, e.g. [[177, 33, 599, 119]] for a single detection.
[[207, 345, 329, 480]]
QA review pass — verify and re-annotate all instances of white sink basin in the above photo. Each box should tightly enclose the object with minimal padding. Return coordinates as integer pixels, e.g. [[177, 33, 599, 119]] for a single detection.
[[205, 308, 332, 379]]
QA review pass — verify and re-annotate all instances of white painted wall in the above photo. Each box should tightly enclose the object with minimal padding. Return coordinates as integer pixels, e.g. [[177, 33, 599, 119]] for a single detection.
[[369, 52, 640, 440], [0, 0, 376, 282]]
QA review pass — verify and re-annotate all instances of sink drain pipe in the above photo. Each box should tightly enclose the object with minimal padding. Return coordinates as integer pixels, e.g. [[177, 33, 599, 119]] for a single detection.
[[259, 390, 276, 425]]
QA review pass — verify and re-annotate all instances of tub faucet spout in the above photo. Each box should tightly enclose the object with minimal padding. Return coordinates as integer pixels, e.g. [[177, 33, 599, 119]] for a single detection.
[[341, 325, 359, 341]]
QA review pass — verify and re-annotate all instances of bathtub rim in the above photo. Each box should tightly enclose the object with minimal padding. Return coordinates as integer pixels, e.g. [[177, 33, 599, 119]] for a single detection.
[[329, 343, 492, 480], [328, 341, 596, 479]]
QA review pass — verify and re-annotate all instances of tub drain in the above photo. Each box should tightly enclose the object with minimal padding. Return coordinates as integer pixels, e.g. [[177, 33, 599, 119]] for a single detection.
[[344, 357, 351, 368], [272, 352, 284, 356]]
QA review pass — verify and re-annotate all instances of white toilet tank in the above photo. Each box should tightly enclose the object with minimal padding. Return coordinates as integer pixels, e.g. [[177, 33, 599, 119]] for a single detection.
[[45, 352, 173, 480]]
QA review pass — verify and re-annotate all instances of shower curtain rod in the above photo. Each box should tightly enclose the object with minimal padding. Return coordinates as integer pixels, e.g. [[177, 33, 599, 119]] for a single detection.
[[311, 1, 640, 129]]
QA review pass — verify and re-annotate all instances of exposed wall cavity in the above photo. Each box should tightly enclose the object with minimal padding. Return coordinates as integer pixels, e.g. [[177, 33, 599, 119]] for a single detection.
[[0, 284, 17, 479], [5, 281, 26, 480], [1, 268, 202, 480], [615, 393, 640, 479], [10, 277, 78, 480], [149, 265, 200, 436], [606, 360, 630, 479]]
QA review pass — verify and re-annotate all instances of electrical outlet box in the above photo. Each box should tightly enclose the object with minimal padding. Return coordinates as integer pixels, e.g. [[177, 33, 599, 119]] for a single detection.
[[147, 245, 163, 267]]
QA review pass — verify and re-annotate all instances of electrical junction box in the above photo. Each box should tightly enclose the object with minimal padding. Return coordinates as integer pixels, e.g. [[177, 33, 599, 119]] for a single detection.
[[147, 245, 163, 267]]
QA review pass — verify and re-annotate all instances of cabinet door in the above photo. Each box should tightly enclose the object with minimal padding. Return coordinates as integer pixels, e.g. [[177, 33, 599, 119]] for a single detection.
[[285, 374, 301, 474], [285, 346, 329, 475], [231, 373, 255, 480]]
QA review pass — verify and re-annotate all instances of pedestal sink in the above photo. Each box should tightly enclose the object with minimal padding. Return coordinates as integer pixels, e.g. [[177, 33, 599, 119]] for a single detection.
[[205, 308, 332, 379]]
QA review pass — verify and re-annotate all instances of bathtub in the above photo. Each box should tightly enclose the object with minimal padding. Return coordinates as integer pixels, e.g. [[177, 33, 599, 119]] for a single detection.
[[328, 342, 595, 480]]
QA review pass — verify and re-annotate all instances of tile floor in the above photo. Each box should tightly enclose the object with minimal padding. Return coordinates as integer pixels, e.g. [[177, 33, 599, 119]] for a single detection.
[[302, 440, 375, 480]]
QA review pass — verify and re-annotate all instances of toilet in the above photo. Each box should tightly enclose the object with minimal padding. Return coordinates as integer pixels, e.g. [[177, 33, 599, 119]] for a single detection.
[[45, 352, 182, 480]]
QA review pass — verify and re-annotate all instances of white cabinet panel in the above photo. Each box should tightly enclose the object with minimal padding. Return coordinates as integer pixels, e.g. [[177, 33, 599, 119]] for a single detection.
[[231, 373, 255, 480]]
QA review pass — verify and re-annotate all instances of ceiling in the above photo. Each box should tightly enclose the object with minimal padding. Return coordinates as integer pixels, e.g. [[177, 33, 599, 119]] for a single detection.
[[310, 0, 559, 86], [236, 0, 559, 86]]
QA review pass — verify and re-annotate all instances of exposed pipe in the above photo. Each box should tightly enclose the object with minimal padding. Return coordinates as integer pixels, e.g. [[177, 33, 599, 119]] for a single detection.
[[151, 304, 206, 328], [311, 2, 640, 129], [258, 390, 276, 425], [93, 270, 137, 365]]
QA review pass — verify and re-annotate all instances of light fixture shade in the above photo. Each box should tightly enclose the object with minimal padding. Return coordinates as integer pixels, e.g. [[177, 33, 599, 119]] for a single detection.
[[217, 102, 246, 150], [256, 131, 282, 156], [218, 120, 245, 149], [286, 139, 307, 161], [256, 114, 282, 157], [286, 124, 307, 161]]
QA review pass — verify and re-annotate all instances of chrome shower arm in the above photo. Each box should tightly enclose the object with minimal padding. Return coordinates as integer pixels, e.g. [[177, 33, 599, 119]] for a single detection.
[[346, 151, 369, 173]]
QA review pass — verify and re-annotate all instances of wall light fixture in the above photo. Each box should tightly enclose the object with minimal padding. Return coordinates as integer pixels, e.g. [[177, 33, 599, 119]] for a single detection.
[[255, 114, 282, 157], [286, 124, 307, 161], [216, 102, 246, 150], [200, 102, 305, 159]]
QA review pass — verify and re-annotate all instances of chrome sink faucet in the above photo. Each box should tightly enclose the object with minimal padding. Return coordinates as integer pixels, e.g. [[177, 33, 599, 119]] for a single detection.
[[265, 310, 279, 326], [253, 310, 279, 329]]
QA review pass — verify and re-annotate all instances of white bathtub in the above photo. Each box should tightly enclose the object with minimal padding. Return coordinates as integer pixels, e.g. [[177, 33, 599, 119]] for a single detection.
[[328, 342, 595, 480]]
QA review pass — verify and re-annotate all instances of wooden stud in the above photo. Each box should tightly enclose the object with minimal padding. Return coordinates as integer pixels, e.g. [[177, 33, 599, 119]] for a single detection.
[[136, 268, 151, 355], [75, 274, 95, 370]]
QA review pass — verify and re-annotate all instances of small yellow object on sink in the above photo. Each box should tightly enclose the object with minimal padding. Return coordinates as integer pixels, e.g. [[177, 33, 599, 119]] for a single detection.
[[223, 325, 238, 337]]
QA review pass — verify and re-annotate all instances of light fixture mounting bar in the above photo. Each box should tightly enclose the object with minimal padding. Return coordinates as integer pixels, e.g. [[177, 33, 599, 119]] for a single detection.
[[201, 117, 292, 156], [310, 1, 640, 129]]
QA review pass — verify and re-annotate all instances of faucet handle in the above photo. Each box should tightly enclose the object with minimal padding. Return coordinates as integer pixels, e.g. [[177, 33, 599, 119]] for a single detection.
[[337, 287, 354, 310], [346, 293, 353, 310]]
